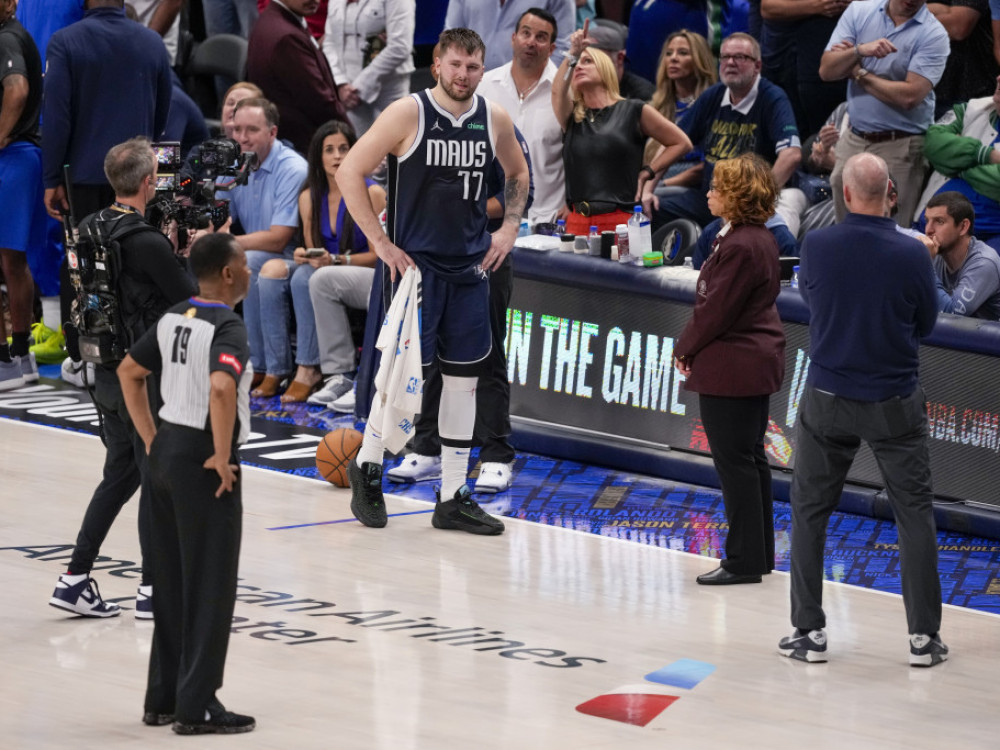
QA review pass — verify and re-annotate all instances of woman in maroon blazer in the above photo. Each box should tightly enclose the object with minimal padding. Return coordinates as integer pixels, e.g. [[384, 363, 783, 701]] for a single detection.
[[674, 153, 786, 585]]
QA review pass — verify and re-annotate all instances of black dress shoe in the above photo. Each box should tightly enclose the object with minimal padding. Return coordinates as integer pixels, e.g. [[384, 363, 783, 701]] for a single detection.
[[172, 710, 256, 735], [142, 711, 174, 726], [696, 566, 762, 585]]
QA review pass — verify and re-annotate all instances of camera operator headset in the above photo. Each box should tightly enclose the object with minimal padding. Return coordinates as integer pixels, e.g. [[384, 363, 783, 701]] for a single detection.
[[49, 136, 197, 620]]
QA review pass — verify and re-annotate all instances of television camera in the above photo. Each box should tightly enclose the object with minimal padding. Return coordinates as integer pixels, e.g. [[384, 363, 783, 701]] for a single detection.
[[147, 138, 259, 248]]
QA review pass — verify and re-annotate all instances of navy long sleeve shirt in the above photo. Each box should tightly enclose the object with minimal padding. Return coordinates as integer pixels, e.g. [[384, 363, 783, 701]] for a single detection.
[[42, 7, 172, 188], [799, 213, 938, 401]]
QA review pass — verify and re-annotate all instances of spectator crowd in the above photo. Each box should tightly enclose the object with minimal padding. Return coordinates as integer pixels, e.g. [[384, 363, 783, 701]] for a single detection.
[[3, 0, 1000, 407]]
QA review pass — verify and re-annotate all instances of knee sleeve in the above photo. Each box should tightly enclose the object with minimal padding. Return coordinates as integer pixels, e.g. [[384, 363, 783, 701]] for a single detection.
[[438, 374, 477, 446]]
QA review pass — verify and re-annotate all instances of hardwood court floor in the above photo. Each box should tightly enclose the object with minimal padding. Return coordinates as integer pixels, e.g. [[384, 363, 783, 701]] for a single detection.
[[2, 419, 999, 749]]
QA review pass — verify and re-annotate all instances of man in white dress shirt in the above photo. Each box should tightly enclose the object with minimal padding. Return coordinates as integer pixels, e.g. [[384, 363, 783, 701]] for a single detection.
[[477, 7, 566, 227]]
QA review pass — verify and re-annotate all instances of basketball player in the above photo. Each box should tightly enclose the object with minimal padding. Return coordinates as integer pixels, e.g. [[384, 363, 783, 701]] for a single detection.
[[336, 28, 530, 535], [118, 233, 256, 734]]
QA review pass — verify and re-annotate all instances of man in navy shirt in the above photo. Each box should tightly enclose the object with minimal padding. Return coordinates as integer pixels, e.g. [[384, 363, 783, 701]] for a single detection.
[[42, 0, 172, 221], [779, 152, 947, 668], [654, 33, 801, 229], [41, 0, 173, 373]]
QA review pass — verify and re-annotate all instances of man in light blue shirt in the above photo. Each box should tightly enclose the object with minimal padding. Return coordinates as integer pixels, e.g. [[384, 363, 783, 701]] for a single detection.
[[819, 0, 950, 227], [444, 0, 574, 70], [227, 97, 307, 380]]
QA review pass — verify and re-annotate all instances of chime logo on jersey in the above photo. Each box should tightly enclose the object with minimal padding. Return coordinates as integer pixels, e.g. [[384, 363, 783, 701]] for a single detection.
[[425, 139, 487, 168], [219, 352, 242, 374]]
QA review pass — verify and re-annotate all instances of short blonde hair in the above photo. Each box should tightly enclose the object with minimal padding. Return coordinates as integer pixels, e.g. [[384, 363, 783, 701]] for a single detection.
[[571, 47, 624, 123], [711, 153, 777, 225], [222, 81, 263, 106]]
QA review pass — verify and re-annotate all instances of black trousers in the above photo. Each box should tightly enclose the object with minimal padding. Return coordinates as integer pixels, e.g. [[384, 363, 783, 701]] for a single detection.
[[699, 393, 775, 576], [145, 423, 242, 723], [68, 366, 152, 585], [410, 255, 514, 464], [789, 386, 941, 634]]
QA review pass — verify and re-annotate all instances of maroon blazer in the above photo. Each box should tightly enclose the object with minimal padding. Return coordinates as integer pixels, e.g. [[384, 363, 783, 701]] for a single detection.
[[675, 223, 786, 397], [247, 2, 347, 154]]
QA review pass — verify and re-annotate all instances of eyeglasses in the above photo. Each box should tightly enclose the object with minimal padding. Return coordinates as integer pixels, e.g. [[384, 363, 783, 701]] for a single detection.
[[719, 53, 756, 64]]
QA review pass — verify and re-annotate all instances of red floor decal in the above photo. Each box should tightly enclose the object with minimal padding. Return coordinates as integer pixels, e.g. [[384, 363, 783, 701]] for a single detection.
[[575, 693, 679, 727]]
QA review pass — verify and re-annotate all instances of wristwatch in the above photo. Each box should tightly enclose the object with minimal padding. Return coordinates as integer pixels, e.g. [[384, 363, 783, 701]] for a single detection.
[[854, 67, 869, 81]]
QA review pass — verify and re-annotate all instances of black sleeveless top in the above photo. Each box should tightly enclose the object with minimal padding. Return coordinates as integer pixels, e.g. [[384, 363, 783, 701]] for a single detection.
[[562, 99, 645, 208]]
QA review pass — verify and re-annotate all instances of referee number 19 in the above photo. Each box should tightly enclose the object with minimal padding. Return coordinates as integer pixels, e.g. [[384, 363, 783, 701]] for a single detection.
[[458, 169, 484, 201], [171, 325, 192, 364]]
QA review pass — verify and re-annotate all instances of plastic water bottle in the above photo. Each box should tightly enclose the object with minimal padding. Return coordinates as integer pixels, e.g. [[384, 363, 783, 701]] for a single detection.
[[615, 223, 630, 264], [627, 205, 652, 264], [588, 225, 601, 256], [791, 265, 800, 289], [555, 218, 566, 237], [518, 219, 531, 238]]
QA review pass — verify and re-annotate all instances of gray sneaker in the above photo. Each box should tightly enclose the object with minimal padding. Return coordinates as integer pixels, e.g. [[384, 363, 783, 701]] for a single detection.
[[910, 633, 948, 667], [347, 459, 387, 528], [329, 387, 356, 414], [0, 356, 25, 392], [20, 352, 39, 383], [307, 374, 354, 405], [778, 628, 828, 663]]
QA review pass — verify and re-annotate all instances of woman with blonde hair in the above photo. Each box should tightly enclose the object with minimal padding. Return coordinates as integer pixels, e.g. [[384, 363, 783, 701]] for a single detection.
[[650, 30, 716, 124], [674, 153, 786, 586], [552, 23, 692, 235], [645, 30, 716, 169]]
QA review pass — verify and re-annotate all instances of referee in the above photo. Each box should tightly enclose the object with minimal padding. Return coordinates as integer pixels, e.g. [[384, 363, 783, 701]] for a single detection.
[[118, 233, 256, 734]]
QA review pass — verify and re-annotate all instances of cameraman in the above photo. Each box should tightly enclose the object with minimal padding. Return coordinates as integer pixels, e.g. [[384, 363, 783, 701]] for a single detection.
[[49, 136, 197, 620]]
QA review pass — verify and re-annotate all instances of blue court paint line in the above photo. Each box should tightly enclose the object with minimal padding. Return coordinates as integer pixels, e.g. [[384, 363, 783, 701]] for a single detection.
[[644, 659, 716, 690], [267, 509, 434, 530]]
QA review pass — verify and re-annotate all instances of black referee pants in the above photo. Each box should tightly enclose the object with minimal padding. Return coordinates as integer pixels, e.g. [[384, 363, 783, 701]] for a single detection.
[[144, 423, 242, 724], [411, 255, 515, 463], [698, 393, 775, 576]]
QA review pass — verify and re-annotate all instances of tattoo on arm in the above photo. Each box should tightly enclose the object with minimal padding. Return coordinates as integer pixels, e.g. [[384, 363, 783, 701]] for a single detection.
[[503, 177, 528, 228]]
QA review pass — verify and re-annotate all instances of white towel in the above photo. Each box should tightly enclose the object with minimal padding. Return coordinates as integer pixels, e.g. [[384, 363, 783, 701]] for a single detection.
[[373, 267, 424, 453]]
